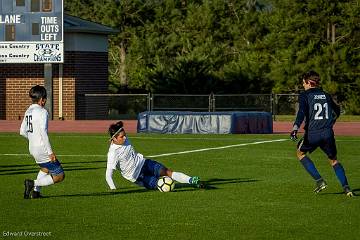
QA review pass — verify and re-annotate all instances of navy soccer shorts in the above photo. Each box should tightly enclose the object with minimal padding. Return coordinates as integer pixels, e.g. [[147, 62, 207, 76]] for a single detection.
[[38, 159, 64, 176], [298, 128, 337, 160], [135, 159, 166, 190]]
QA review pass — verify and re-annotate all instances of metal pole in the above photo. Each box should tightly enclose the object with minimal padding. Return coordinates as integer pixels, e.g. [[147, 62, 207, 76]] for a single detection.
[[58, 63, 63, 120], [150, 93, 154, 112], [209, 93, 215, 112], [44, 63, 53, 120], [147, 93, 151, 112], [208, 94, 211, 112], [270, 93, 274, 121], [213, 94, 216, 112]]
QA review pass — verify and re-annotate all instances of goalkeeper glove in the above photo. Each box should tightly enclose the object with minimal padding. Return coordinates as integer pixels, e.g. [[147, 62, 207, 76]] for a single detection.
[[290, 130, 298, 141]]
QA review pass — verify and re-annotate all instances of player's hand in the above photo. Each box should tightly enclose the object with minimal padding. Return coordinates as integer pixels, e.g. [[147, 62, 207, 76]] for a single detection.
[[290, 130, 298, 141], [49, 153, 56, 162]]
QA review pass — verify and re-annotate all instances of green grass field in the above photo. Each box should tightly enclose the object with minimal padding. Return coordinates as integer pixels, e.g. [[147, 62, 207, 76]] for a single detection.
[[0, 133, 359, 240]]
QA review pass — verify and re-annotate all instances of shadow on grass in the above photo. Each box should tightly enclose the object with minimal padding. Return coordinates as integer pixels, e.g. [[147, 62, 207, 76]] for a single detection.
[[43, 177, 260, 198], [353, 188, 360, 196], [45, 189, 149, 198], [17, 177, 260, 199], [0, 166, 104, 176], [61, 160, 106, 165], [35, 185, 359, 200], [0, 160, 105, 170], [0, 159, 106, 176], [320, 188, 360, 196], [175, 177, 260, 191], [45, 184, 206, 198], [0, 164, 36, 168], [206, 177, 260, 185]]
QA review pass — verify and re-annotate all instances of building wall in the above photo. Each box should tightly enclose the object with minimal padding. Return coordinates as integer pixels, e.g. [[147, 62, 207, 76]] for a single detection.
[[63, 51, 109, 120], [65, 33, 108, 52], [0, 76, 4, 119], [0, 51, 108, 120], [0, 64, 44, 120], [6, 77, 43, 120]]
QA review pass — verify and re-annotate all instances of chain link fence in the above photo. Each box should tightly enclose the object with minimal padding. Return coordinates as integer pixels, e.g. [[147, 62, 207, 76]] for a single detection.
[[272, 94, 299, 115], [152, 94, 211, 112], [80, 93, 300, 120], [212, 94, 273, 112], [81, 94, 149, 120]]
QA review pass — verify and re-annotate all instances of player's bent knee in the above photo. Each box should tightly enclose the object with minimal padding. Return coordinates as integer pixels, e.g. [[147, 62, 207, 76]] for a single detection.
[[165, 168, 173, 177], [158, 167, 167, 176], [53, 173, 65, 183], [296, 150, 305, 160], [329, 159, 338, 166], [40, 168, 49, 174]]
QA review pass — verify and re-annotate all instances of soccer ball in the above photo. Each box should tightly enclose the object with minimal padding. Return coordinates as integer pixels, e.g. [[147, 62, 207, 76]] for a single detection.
[[157, 176, 175, 192]]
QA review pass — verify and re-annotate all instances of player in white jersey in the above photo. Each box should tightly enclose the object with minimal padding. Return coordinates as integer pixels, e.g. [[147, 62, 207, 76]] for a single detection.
[[20, 85, 65, 199], [105, 121, 204, 190]]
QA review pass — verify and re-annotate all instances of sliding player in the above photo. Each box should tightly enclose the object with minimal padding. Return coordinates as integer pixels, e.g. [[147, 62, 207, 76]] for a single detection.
[[20, 85, 65, 199], [105, 121, 204, 190]]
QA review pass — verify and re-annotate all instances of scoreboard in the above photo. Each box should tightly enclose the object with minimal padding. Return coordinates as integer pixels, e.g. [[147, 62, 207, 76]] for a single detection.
[[0, 0, 63, 63]]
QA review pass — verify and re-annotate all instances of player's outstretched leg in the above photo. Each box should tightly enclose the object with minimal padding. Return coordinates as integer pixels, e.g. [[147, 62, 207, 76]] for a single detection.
[[170, 172, 205, 189]]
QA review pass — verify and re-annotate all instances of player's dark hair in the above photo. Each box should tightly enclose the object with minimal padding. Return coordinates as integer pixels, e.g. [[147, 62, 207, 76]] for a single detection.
[[302, 70, 320, 86], [108, 121, 124, 139], [29, 85, 47, 103]]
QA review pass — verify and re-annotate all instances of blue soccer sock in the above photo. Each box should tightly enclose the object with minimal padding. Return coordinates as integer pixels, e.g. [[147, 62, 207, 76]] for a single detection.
[[300, 156, 322, 181], [332, 163, 349, 188]]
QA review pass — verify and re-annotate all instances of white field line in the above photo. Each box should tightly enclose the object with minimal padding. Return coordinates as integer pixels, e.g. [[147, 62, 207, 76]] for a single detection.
[[147, 139, 287, 158], [0, 139, 288, 158]]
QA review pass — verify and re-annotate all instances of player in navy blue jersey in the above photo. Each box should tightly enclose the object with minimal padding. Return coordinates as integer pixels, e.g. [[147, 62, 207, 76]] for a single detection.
[[290, 70, 354, 197]]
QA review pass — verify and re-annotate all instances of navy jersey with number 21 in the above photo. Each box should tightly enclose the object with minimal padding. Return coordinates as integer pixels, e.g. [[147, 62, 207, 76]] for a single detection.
[[294, 88, 340, 132]]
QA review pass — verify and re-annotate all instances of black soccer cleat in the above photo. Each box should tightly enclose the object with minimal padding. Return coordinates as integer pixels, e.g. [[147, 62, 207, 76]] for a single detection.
[[32, 191, 43, 199], [24, 179, 34, 199], [313, 179, 327, 193]]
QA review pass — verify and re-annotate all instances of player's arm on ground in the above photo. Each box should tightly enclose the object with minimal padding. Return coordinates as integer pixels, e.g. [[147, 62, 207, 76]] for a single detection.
[[105, 166, 116, 190]]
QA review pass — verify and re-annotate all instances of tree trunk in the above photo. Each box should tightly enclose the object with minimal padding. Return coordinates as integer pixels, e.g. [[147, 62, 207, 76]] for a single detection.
[[120, 42, 127, 87]]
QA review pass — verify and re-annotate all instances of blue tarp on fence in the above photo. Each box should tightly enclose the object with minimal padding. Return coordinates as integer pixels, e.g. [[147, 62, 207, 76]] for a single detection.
[[137, 111, 273, 134]]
